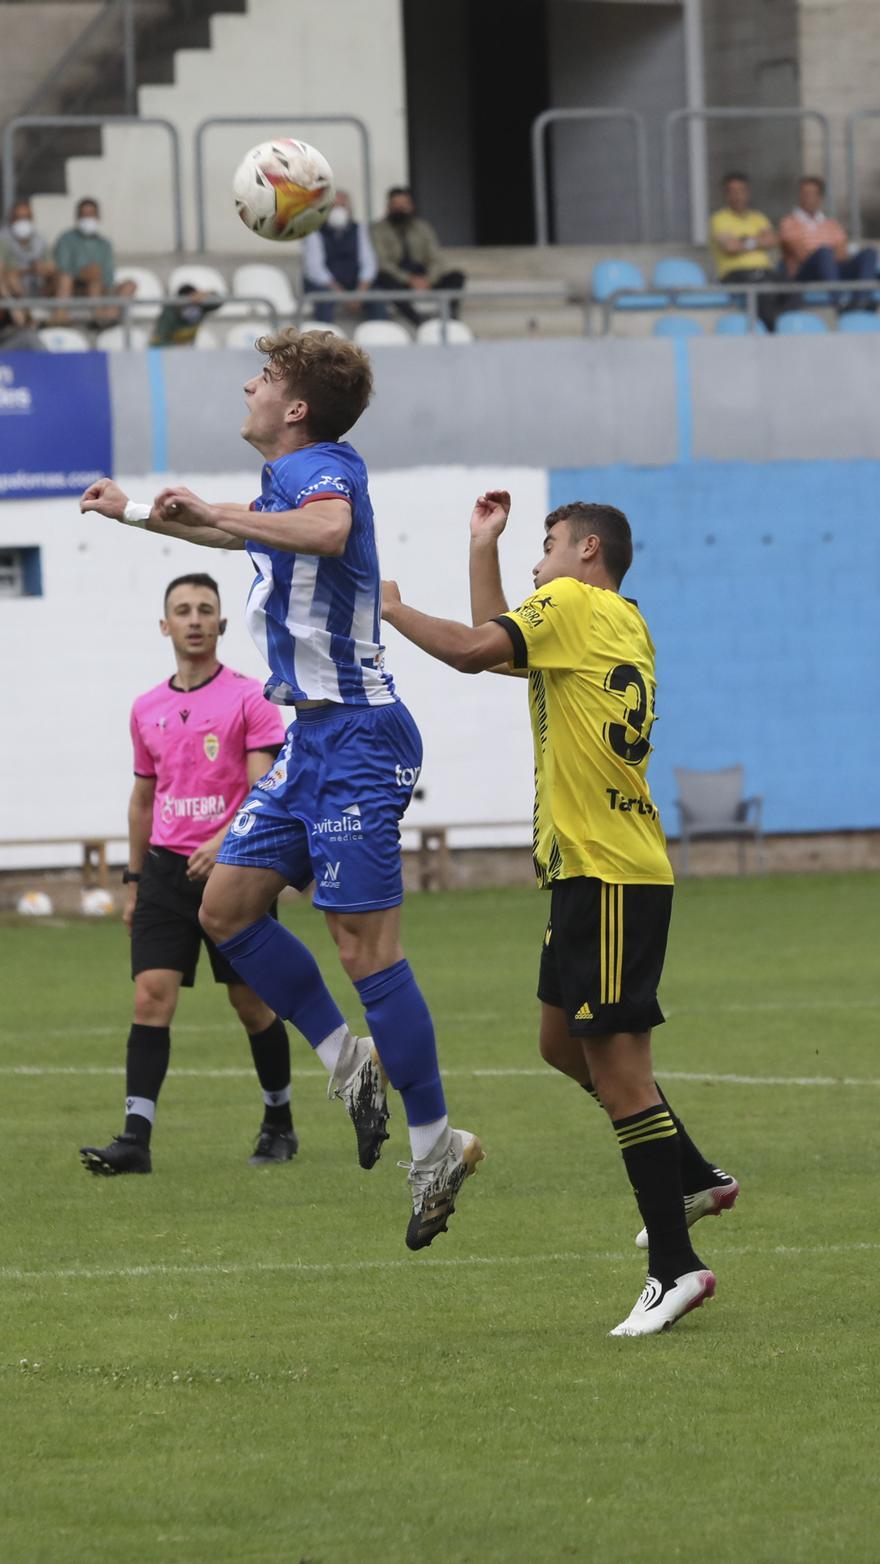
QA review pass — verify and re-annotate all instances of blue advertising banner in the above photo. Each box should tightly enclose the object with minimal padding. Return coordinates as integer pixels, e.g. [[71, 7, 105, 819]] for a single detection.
[[0, 351, 112, 500]]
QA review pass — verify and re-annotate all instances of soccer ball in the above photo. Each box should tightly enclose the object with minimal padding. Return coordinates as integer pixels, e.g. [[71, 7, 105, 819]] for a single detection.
[[17, 890, 53, 916], [233, 139, 335, 242], [81, 887, 115, 917]]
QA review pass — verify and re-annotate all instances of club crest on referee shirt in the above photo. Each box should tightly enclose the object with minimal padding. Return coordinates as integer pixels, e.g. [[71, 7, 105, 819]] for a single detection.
[[203, 733, 220, 762]]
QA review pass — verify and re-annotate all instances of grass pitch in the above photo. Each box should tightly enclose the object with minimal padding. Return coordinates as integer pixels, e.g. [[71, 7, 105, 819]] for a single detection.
[[1, 872, 878, 1563]]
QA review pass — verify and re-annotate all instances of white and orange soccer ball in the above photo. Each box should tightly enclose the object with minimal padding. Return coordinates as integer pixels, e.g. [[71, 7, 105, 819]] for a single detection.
[[233, 138, 335, 242], [17, 890, 53, 917]]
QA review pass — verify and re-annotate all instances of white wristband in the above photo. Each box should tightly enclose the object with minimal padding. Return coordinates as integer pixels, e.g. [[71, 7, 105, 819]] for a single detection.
[[121, 501, 150, 528]]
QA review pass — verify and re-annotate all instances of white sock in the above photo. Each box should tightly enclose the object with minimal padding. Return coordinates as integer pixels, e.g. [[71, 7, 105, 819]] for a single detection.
[[315, 1024, 350, 1075], [409, 1115, 448, 1162], [262, 1084, 291, 1108]]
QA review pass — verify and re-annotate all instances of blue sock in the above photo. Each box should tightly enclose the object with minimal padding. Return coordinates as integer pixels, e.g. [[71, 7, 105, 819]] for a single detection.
[[217, 917, 345, 1047], [354, 959, 446, 1126]]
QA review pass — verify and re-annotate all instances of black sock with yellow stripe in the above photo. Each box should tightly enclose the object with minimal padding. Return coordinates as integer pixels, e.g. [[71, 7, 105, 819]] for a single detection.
[[655, 1083, 718, 1195], [614, 1105, 703, 1285]]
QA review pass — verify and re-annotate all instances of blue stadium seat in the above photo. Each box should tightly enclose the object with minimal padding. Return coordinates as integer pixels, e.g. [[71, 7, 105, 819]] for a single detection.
[[653, 315, 705, 338], [714, 313, 768, 335], [652, 257, 731, 308], [776, 311, 829, 335], [590, 259, 669, 309], [802, 290, 833, 306], [837, 310, 880, 332]]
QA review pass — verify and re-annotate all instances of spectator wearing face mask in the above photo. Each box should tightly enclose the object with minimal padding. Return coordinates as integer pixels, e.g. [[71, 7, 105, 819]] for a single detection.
[[301, 191, 386, 324], [0, 199, 56, 300], [52, 197, 136, 326], [371, 186, 465, 328], [151, 284, 223, 348]]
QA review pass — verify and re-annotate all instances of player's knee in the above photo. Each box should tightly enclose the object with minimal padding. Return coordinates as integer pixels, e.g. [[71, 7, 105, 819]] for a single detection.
[[199, 899, 229, 944], [133, 973, 176, 1025]]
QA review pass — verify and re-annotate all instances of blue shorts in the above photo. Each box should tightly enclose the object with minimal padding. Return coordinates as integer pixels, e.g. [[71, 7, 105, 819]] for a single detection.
[[216, 700, 423, 913]]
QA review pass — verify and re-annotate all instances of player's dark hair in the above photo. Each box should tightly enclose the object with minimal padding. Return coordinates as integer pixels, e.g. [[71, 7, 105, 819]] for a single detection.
[[255, 326, 373, 441], [163, 573, 221, 611], [544, 502, 633, 586], [800, 173, 825, 194], [722, 171, 749, 187]]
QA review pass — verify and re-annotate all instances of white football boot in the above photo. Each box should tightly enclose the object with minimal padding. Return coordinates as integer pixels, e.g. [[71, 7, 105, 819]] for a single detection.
[[635, 1171, 740, 1249], [609, 1269, 717, 1337], [329, 1033, 389, 1169], [400, 1126, 485, 1250]]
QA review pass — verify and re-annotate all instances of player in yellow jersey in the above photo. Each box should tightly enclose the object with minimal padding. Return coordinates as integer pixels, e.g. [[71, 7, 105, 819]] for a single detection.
[[381, 491, 738, 1336]]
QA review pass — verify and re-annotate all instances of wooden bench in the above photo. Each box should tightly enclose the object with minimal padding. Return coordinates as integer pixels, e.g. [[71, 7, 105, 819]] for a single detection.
[[0, 837, 112, 888], [407, 822, 532, 892]]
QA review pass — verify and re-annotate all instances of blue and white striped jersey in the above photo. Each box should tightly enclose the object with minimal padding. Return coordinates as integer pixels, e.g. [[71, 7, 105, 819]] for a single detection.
[[245, 441, 397, 707]]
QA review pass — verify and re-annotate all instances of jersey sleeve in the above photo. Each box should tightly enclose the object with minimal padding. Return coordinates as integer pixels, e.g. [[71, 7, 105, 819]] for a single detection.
[[494, 578, 592, 672], [130, 705, 156, 778], [241, 682, 287, 752], [272, 451, 355, 510]]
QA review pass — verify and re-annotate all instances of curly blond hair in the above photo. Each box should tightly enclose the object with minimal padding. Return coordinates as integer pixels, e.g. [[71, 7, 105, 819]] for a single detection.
[[255, 326, 373, 441]]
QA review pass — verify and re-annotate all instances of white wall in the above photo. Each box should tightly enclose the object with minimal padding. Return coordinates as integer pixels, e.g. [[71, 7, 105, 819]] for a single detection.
[[0, 465, 547, 868], [31, 0, 408, 253]]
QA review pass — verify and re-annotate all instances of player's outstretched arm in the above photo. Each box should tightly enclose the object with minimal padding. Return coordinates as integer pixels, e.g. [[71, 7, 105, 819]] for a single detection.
[[79, 478, 244, 548], [382, 579, 515, 675], [469, 489, 512, 624]]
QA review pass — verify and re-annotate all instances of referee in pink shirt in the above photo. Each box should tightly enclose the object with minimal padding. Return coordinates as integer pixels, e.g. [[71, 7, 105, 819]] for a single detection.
[[80, 572, 294, 1175], [778, 175, 878, 310]]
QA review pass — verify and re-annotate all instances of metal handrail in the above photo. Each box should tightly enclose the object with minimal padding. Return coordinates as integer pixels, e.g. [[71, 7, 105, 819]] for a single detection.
[[3, 116, 184, 251], [17, 0, 137, 120], [531, 108, 650, 246], [194, 115, 374, 252], [598, 277, 879, 334], [845, 110, 880, 242], [663, 107, 834, 242], [1, 294, 281, 347], [295, 284, 590, 336]]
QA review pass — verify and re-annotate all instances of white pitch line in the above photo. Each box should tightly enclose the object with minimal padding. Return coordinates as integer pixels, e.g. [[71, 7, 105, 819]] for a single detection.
[[1, 1064, 879, 1088], [2, 1240, 879, 1287]]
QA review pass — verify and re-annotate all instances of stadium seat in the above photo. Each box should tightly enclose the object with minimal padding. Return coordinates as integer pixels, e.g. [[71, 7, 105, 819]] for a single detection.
[[167, 264, 227, 299], [652, 257, 731, 308], [37, 326, 91, 351], [590, 259, 669, 310], [352, 320, 411, 347], [94, 325, 150, 351], [415, 318, 474, 345], [837, 310, 880, 332], [653, 315, 705, 338], [776, 311, 829, 335], [301, 321, 348, 338], [714, 313, 768, 335], [232, 264, 295, 318], [222, 322, 265, 350], [114, 266, 162, 320]]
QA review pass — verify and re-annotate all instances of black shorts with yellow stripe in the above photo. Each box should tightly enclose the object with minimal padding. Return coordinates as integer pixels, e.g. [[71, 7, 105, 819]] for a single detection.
[[537, 876, 673, 1036]]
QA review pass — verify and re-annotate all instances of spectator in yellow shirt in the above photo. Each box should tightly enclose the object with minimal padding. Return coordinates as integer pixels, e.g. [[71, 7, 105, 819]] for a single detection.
[[709, 172, 779, 330], [778, 176, 877, 311]]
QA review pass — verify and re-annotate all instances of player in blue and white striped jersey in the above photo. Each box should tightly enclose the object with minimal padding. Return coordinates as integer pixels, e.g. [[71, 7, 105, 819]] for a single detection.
[[82, 328, 483, 1248]]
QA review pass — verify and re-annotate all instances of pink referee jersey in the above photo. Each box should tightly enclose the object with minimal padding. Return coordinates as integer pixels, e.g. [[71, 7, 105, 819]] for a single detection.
[[130, 664, 286, 857]]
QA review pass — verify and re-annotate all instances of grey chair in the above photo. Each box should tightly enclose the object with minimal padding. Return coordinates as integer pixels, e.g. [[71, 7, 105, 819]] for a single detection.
[[673, 765, 764, 874]]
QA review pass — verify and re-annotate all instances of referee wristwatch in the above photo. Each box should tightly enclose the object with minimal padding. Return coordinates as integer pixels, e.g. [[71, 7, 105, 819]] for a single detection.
[[122, 868, 141, 884]]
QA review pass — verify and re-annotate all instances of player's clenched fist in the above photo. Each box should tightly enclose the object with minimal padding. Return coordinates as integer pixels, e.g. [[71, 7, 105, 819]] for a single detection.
[[380, 579, 402, 620], [469, 489, 511, 542], [153, 486, 215, 527], [80, 477, 130, 520]]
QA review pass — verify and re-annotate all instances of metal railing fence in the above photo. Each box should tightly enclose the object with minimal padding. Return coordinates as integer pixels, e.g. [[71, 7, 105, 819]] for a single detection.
[[663, 107, 834, 241], [0, 295, 281, 347], [845, 110, 880, 243], [2, 116, 184, 251], [531, 108, 650, 246], [597, 277, 879, 334], [193, 115, 374, 252]]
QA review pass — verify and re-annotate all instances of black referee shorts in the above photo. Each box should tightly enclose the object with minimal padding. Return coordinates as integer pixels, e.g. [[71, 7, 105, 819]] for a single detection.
[[131, 845, 277, 988], [537, 876, 673, 1037]]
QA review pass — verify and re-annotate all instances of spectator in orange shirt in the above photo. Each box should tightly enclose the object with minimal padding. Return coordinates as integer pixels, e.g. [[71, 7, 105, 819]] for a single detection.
[[778, 176, 877, 310]]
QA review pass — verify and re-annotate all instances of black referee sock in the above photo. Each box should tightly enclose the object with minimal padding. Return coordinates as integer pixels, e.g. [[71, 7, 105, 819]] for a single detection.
[[248, 1016, 293, 1128], [124, 1024, 170, 1145], [614, 1105, 703, 1286], [655, 1082, 718, 1195]]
